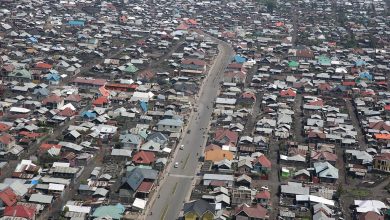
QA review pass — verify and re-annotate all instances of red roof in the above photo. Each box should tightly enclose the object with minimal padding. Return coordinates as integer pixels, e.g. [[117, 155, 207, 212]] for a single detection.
[[186, 19, 197, 25], [235, 204, 268, 219], [375, 153, 390, 161], [4, 205, 35, 220], [374, 134, 390, 140], [342, 81, 356, 86], [385, 105, 390, 111], [318, 83, 332, 91], [132, 151, 156, 164], [19, 131, 44, 139], [106, 83, 138, 90], [58, 107, 76, 117], [65, 94, 82, 102], [42, 94, 63, 105], [0, 188, 18, 206], [72, 77, 107, 86], [137, 181, 154, 193], [255, 190, 271, 199], [280, 88, 297, 97], [311, 151, 337, 162], [177, 22, 189, 30], [214, 128, 238, 146], [0, 123, 11, 132], [0, 133, 15, 145], [209, 180, 226, 187], [228, 63, 243, 69], [35, 62, 52, 69], [93, 96, 109, 106], [358, 211, 384, 220], [242, 91, 256, 100], [254, 155, 272, 168], [40, 143, 62, 153]]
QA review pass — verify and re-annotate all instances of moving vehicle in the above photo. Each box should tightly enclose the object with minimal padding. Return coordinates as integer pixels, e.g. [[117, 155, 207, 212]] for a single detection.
[[180, 145, 184, 150], [174, 162, 179, 168]]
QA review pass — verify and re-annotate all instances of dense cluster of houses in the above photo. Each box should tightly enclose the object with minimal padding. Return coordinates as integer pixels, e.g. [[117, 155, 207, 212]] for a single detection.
[[179, 0, 390, 219], [0, 0, 389, 219]]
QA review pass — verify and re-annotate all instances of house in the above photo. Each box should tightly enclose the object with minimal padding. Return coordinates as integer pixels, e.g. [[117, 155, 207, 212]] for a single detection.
[[0, 134, 16, 151], [183, 199, 215, 220], [234, 203, 269, 220], [29, 194, 53, 204], [119, 133, 143, 150], [42, 95, 64, 109], [181, 58, 207, 75], [224, 71, 247, 84], [281, 182, 310, 197], [8, 69, 32, 81], [294, 169, 311, 182], [120, 167, 158, 202], [132, 151, 156, 165], [214, 128, 239, 147], [92, 96, 109, 107], [373, 153, 390, 173], [92, 204, 125, 220], [0, 187, 18, 206], [205, 148, 234, 162], [255, 190, 271, 206], [252, 154, 272, 174], [313, 162, 339, 183], [4, 205, 36, 220], [311, 151, 337, 165], [358, 211, 384, 220], [203, 174, 234, 187], [157, 118, 184, 133]]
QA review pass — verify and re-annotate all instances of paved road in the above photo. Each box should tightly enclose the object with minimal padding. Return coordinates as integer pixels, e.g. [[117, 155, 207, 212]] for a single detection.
[[146, 35, 233, 220]]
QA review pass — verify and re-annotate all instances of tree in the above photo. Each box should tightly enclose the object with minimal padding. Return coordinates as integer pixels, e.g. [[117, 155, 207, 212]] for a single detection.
[[265, 0, 277, 13], [335, 183, 344, 200]]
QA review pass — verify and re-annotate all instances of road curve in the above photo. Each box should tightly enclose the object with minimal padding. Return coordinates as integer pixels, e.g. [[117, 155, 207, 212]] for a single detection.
[[146, 34, 233, 220]]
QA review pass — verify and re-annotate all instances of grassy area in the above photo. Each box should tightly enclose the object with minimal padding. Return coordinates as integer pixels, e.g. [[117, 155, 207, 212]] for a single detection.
[[346, 188, 370, 198]]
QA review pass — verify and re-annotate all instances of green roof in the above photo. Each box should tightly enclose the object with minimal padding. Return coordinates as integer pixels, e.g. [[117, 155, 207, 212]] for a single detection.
[[317, 55, 331, 65], [123, 64, 139, 73], [288, 61, 299, 68], [92, 204, 125, 220], [8, 69, 32, 79]]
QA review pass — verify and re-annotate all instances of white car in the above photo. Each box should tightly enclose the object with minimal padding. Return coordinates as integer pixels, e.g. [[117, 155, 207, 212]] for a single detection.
[[180, 145, 184, 150], [174, 162, 179, 168]]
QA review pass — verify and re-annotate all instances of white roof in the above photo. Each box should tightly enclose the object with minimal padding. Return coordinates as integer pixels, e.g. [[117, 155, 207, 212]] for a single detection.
[[52, 162, 70, 168], [133, 198, 147, 210], [10, 107, 30, 113], [64, 205, 91, 214], [59, 103, 76, 111], [48, 183, 65, 191], [216, 98, 236, 105], [203, 174, 234, 181], [354, 200, 387, 214], [296, 195, 335, 206], [162, 147, 172, 153]]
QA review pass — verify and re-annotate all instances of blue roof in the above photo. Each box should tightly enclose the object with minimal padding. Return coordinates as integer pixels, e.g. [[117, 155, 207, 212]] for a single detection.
[[81, 111, 97, 119], [68, 20, 85, 26], [359, 72, 372, 80], [234, 55, 246, 63], [355, 59, 366, 67], [27, 36, 38, 43], [140, 101, 148, 112], [46, 73, 61, 81]]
